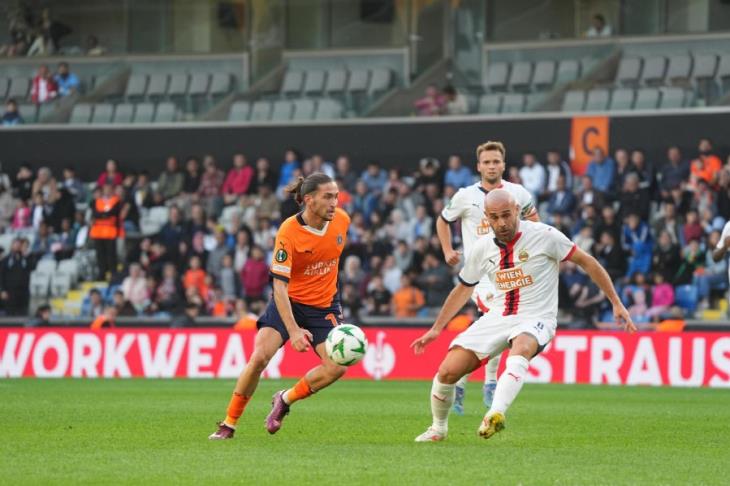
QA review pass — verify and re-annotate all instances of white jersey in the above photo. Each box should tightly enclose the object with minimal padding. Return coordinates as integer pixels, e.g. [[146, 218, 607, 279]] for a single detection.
[[458, 220, 576, 322], [441, 181, 536, 260], [717, 221, 730, 282]]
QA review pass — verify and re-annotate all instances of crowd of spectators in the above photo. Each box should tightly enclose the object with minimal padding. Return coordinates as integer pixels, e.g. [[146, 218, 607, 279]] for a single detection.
[[0, 137, 729, 329]]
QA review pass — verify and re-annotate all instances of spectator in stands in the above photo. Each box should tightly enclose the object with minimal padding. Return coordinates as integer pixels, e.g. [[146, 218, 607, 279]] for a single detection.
[[585, 13, 612, 37], [150, 263, 184, 314], [155, 156, 183, 203], [577, 175, 606, 212], [206, 228, 229, 281], [586, 147, 616, 194], [443, 85, 468, 115], [61, 166, 86, 204], [593, 206, 621, 243], [519, 152, 545, 201], [14, 163, 35, 201], [366, 275, 392, 316], [81, 288, 104, 318], [408, 204, 433, 242], [27, 304, 52, 327], [157, 205, 184, 254], [546, 175, 576, 218], [631, 149, 656, 195], [90, 305, 117, 329], [219, 254, 240, 300], [112, 290, 137, 317], [683, 209, 703, 244], [30, 65, 58, 104], [11, 198, 30, 231], [622, 213, 652, 278], [0, 238, 31, 316], [45, 187, 75, 234], [277, 149, 300, 194], [593, 231, 626, 281], [183, 255, 207, 297], [614, 149, 635, 191], [86, 35, 106, 56], [444, 155, 473, 189], [0, 183, 15, 231], [361, 162, 389, 195], [674, 239, 704, 285], [90, 184, 122, 279], [652, 202, 681, 245], [311, 154, 335, 178], [544, 150, 573, 197], [54, 62, 79, 97], [97, 159, 123, 187], [198, 155, 224, 216], [618, 173, 650, 221], [391, 274, 425, 317], [241, 245, 268, 303], [222, 153, 253, 205], [414, 84, 445, 116], [381, 255, 402, 295], [659, 146, 690, 198], [182, 156, 202, 197], [121, 263, 148, 313], [248, 157, 277, 195], [652, 229, 680, 282], [232, 229, 251, 273], [31, 166, 57, 203], [30, 221, 55, 260], [335, 155, 358, 193], [2, 99, 23, 126], [30, 193, 48, 230], [171, 302, 199, 328], [416, 252, 451, 309], [691, 138, 722, 186], [646, 273, 674, 322]]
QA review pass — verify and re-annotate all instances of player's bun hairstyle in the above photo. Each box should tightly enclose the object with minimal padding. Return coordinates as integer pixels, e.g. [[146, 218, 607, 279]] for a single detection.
[[476, 141, 506, 160], [286, 172, 334, 205]]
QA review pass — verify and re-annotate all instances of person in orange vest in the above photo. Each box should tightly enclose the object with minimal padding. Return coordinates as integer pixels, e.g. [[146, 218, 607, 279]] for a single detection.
[[90, 304, 117, 330], [90, 183, 122, 280]]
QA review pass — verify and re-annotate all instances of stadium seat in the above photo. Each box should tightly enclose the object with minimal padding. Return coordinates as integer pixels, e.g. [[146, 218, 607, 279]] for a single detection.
[[17, 103, 37, 123], [70, 103, 93, 124], [691, 53, 719, 102], [615, 58, 643, 87], [484, 62, 510, 92], [7, 77, 30, 100], [580, 57, 598, 76], [508, 61, 533, 92], [154, 102, 176, 122], [561, 90, 585, 111], [641, 56, 667, 86], [37, 101, 59, 121], [0, 233, 15, 252], [36, 259, 57, 274], [292, 99, 316, 120], [634, 88, 660, 110], [188, 73, 211, 98], [609, 88, 635, 111], [30, 272, 51, 298], [133, 103, 155, 123], [346, 69, 370, 93], [324, 69, 348, 95], [167, 73, 190, 99], [555, 59, 580, 85], [525, 92, 548, 111], [666, 54, 692, 85], [280, 70, 304, 96], [303, 70, 326, 95], [271, 100, 293, 121], [228, 101, 250, 122], [368, 68, 393, 95], [148, 206, 170, 226], [315, 99, 344, 119], [249, 100, 272, 121], [675, 284, 699, 314], [478, 94, 501, 114], [659, 87, 686, 109], [124, 74, 148, 101], [531, 60, 556, 90], [146, 74, 169, 100], [501, 93, 525, 113], [584, 89, 610, 111], [91, 103, 114, 124], [717, 54, 730, 93], [0, 77, 9, 99], [113, 103, 135, 123], [209, 72, 232, 97], [50, 273, 72, 298], [58, 259, 80, 285]]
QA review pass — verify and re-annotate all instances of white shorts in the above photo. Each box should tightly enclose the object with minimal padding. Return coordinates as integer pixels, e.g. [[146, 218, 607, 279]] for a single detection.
[[471, 280, 496, 313], [449, 312, 556, 361]]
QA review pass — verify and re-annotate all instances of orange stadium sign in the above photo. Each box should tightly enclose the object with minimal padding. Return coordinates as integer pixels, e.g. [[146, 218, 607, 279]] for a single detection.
[[570, 116, 609, 176]]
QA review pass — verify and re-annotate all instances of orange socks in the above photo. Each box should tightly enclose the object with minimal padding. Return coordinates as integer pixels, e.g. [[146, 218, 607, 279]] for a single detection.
[[224, 392, 250, 428], [284, 378, 314, 405]]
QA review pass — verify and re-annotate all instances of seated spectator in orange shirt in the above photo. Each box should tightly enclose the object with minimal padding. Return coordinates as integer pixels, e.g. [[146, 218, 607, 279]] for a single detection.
[[446, 306, 477, 332], [90, 305, 117, 330], [691, 138, 722, 186], [233, 299, 258, 330], [183, 255, 208, 298], [391, 274, 425, 317]]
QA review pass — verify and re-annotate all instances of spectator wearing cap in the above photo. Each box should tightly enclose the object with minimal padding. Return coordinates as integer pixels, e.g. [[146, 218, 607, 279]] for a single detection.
[[222, 153, 253, 205], [585, 147, 616, 194], [444, 155, 474, 189]]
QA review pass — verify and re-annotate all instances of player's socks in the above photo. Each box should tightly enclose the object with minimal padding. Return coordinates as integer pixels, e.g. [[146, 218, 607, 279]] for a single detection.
[[430, 376, 455, 432], [283, 377, 313, 405], [453, 374, 467, 415], [483, 354, 500, 407], [224, 392, 250, 428], [488, 355, 529, 416]]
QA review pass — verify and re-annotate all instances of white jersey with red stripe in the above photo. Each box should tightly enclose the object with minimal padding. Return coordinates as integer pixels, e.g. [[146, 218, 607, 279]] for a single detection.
[[441, 180, 536, 310], [458, 220, 576, 323]]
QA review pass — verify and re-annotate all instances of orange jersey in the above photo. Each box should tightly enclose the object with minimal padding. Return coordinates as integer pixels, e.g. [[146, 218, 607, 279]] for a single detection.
[[270, 207, 350, 308]]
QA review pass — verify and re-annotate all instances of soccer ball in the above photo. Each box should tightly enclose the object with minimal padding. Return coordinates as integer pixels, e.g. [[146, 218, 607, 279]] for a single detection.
[[325, 324, 368, 366]]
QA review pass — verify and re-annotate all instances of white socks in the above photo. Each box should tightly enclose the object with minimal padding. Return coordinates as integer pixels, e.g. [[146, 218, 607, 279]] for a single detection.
[[430, 376, 455, 431], [485, 353, 501, 384], [455, 374, 468, 389], [488, 355, 529, 416]]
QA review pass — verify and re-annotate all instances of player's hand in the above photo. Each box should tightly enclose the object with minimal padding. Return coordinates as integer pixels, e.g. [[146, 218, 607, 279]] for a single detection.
[[290, 328, 313, 352], [410, 328, 441, 355], [444, 249, 462, 266], [613, 303, 636, 333]]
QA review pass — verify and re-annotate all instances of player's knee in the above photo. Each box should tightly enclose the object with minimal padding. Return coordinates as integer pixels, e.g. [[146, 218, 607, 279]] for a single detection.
[[436, 364, 461, 384], [248, 350, 272, 372], [324, 360, 347, 379], [510, 337, 537, 358]]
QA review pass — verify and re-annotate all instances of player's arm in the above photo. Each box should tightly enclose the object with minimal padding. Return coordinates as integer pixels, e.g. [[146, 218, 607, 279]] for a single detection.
[[272, 278, 312, 352], [712, 235, 730, 262], [569, 247, 636, 332], [436, 216, 461, 266]]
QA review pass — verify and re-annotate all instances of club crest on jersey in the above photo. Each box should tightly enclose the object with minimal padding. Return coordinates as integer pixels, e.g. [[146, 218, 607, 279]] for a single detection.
[[518, 249, 529, 262], [337, 234, 343, 245], [275, 249, 288, 262]]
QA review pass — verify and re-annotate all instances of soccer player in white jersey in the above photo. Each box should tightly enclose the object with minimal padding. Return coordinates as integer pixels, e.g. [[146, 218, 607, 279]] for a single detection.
[[413, 189, 636, 442], [436, 140, 538, 414]]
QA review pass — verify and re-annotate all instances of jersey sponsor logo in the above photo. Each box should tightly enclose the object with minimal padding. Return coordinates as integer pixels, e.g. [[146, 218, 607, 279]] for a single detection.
[[495, 267, 534, 291], [477, 217, 491, 236], [303, 258, 337, 276], [275, 249, 288, 262], [518, 249, 529, 262]]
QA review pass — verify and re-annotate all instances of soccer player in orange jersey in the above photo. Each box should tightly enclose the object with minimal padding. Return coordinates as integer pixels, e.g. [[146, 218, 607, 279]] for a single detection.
[[209, 172, 351, 440]]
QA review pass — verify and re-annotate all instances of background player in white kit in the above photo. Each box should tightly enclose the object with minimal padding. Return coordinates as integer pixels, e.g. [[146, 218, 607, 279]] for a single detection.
[[436, 141, 539, 414], [413, 190, 636, 442]]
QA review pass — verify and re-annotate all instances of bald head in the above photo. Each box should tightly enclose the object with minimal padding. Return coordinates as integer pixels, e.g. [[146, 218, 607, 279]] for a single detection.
[[485, 189, 520, 243]]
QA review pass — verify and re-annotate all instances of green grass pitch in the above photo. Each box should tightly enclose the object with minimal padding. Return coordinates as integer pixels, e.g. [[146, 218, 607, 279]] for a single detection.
[[1, 379, 728, 485]]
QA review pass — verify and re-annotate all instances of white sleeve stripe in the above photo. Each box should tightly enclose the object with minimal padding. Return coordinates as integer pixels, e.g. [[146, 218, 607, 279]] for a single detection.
[[271, 264, 291, 274]]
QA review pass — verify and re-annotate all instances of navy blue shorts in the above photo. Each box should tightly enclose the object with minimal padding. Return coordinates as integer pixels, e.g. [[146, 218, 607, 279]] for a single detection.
[[257, 297, 343, 347]]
